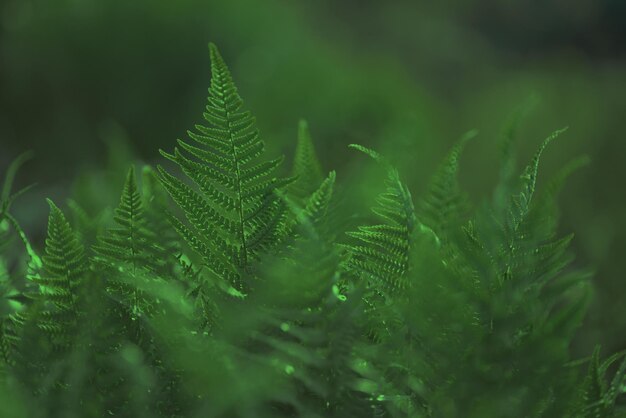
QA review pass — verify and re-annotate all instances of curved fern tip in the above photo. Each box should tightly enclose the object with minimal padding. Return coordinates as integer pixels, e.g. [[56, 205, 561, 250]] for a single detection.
[[348, 144, 382, 162], [45, 198, 59, 211], [208, 42, 223, 61], [461, 129, 479, 143]]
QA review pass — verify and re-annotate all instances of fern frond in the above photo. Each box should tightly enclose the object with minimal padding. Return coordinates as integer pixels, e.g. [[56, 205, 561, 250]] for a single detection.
[[94, 166, 173, 327], [577, 346, 626, 417], [94, 166, 165, 274], [289, 119, 324, 201], [341, 145, 416, 343], [158, 43, 293, 291], [493, 95, 539, 217], [343, 144, 416, 294], [282, 170, 337, 243], [33, 200, 88, 346], [505, 127, 568, 241]]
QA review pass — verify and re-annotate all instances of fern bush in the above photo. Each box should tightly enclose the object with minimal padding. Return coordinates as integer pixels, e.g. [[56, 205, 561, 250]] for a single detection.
[[0, 43, 624, 418]]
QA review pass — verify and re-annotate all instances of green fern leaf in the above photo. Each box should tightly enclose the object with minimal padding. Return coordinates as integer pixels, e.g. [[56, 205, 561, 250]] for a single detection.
[[343, 144, 416, 294], [341, 145, 416, 342], [507, 127, 568, 239], [94, 166, 166, 274], [282, 170, 336, 241], [577, 346, 626, 417], [158, 43, 293, 291], [93, 166, 174, 327], [493, 95, 539, 218], [33, 199, 88, 345]]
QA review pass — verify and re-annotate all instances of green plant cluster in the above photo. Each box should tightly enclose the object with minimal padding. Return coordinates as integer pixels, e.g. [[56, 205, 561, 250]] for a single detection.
[[0, 44, 624, 418]]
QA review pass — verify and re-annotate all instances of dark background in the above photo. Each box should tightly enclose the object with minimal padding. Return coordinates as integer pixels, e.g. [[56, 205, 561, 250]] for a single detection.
[[1, 0, 625, 355]]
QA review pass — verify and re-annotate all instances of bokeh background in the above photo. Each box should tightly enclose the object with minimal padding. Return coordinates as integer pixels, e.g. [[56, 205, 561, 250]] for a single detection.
[[1, 0, 625, 356]]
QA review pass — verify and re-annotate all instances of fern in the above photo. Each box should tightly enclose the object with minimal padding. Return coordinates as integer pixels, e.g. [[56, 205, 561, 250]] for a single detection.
[[341, 145, 416, 344], [32, 200, 88, 347], [576, 347, 626, 417], [343, 144, 416, 295], [94, 166, 167, 275], [93, 166, 173, 329], [447, 129, 591, 416], [158, 43, 293, 292], [0, 43, 622, 418]]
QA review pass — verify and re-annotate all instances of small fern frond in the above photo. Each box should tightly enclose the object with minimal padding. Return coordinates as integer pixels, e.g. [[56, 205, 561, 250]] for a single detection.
[[158, 43, 293, 291], [94, 166, 165, 274], [289, 119, 324, 200], [94, 166, 171, 325], [577, 346, 626, 417], [34, 200, 88, 344], [283, 170, 337, 241], [507, 127, 568, 235]]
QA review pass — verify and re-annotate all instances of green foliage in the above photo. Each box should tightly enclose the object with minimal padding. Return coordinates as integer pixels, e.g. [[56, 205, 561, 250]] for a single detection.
[[0, 43, 623, 418]]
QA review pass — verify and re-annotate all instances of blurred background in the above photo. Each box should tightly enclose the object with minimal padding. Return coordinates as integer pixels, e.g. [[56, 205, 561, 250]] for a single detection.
[[1, 0, 624, 356]]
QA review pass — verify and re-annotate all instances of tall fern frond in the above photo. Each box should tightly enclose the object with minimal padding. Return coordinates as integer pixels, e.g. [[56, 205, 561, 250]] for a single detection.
[[158, 43, 293, 291], [33, 200, 88, 346], [450, 129, 590, 415]]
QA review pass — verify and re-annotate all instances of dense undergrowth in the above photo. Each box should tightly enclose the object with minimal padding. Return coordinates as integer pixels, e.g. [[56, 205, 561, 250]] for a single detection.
[[0, 44, 625, 418]]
